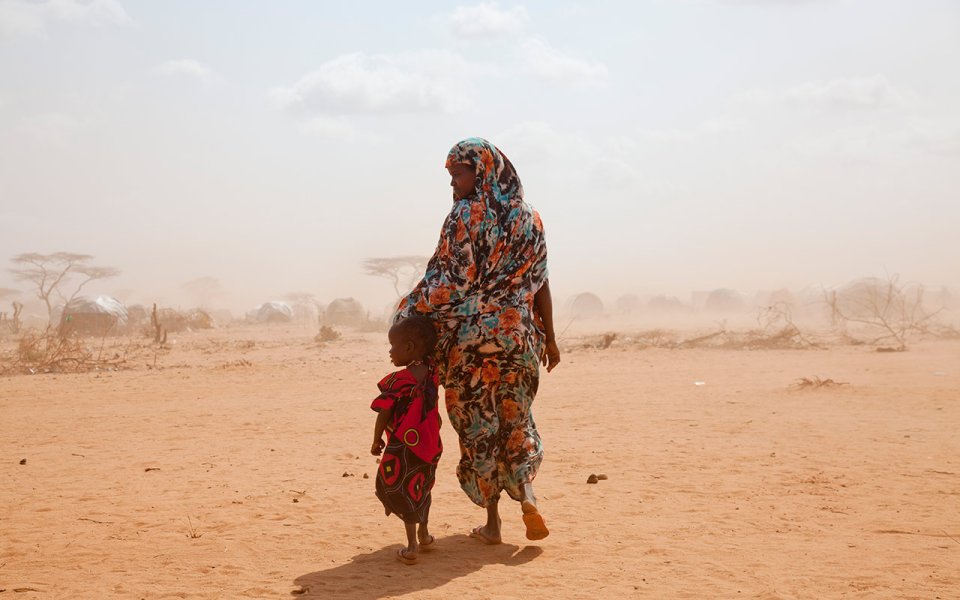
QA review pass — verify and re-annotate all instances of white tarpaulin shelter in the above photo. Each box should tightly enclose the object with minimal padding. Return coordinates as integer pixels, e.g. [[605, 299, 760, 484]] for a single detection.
[[59, 295, 128, 333], [63, 295, 128, 324], [255, 301, 293, 323]]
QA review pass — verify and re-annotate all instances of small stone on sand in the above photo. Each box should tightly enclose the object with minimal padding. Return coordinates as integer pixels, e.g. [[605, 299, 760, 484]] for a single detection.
[[19, 458, 26, 465], [597, 474, 608, 480], [587, 474, 599, 484]]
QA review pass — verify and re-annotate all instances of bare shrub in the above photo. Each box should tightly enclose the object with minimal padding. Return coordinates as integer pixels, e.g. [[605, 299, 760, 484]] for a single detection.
[[0, 301, 23, 335], [315, 325, 341, 343], [793, 377, 849, 389], [147, 304, 212, 337], [824, 275, 946, 351], [0, 327, 139, 375]]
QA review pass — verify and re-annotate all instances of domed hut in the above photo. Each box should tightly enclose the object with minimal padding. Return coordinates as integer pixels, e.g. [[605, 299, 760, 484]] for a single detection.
[[324, 297, 365, 326], [568, 292, 605, 319], [648, 295, 686, 313], [59, 295, 128, 336], [255, 301, 294, 323], [614, 294, 641, 316], [703, 288, 747, 313]]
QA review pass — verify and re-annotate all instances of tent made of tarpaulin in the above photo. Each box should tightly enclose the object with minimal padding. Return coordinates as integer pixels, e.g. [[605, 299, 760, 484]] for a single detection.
[[256, 301, 294, 322], [60, 295, 128, 334]]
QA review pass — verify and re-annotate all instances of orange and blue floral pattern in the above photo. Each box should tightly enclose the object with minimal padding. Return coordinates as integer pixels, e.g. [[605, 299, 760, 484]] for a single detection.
[[396, 138, 548, 507]]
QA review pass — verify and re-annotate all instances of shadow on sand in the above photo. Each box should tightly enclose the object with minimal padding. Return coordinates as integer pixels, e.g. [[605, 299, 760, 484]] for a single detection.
[[291, 534, 544, 599]]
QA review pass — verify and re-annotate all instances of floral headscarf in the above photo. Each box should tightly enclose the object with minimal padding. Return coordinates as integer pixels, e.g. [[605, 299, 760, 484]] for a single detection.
[[396, 138, 548, 354]]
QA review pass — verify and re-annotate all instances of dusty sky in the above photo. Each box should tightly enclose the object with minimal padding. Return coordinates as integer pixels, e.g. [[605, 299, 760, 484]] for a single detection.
[[1, 0, 958, 315]]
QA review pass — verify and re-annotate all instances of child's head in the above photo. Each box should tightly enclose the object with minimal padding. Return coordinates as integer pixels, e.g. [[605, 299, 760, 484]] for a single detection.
[[388, 316, 437, 367]]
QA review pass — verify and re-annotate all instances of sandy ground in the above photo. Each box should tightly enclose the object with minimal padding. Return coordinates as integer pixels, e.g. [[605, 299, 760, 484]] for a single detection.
[[1, 324, 958, 599]]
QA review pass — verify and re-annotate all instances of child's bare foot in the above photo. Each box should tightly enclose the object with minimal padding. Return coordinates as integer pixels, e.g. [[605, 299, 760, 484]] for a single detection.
[[417, 525, 435, 550], [396, 547, 419, 565]]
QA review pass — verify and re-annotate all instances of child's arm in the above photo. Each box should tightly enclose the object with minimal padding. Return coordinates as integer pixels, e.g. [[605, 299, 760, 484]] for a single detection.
[[534, 279, 561, 372], [371, 407, 393, 455]]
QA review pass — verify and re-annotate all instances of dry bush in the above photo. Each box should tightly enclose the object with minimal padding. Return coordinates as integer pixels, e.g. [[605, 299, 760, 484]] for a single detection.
[[824, 275, 948, 351], [0, 301, 24, 335], [598, 332, 617, 349], [315, 325, 341, 343], [0, 327, 143, 375], [604, 316, 820, 352], [151, 307, 213, 334], [793, 377, 849, 389]]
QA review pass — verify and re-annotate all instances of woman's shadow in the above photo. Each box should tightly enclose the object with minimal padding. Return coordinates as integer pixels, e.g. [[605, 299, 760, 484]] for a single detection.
[[291, 534, 543, 599]]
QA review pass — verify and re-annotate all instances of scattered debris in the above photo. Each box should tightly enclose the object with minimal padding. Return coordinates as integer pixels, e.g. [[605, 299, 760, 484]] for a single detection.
[[793, 377, 849, 389], [144, 467, 161, 472], [19, 458, 26, 465], [186, 516, 202, 539], [218, 358, 252, 369], [587, 474, 599, 484]]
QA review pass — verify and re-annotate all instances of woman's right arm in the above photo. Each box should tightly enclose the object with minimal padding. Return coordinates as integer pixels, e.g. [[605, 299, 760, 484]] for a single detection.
[[534, 279, 561, 372]]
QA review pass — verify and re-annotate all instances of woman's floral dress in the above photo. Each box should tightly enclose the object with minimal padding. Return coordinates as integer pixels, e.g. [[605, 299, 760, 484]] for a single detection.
[[396, 138, 548, 507]]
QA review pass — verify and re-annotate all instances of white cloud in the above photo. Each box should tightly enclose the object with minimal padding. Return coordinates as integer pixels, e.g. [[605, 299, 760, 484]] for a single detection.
[[739, 76, 911, 110], [157, 59, 216, 83], [785, 75, 907, 109], [447, 3, 528, 38], [520, 38, 608, 87], [900, 120, 960, 157], [270, 50, 475, 115], [0, 0, 130, 39]]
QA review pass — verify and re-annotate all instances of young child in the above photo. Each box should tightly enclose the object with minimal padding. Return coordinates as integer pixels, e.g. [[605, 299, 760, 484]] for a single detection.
[[370, 315, 442, 565]]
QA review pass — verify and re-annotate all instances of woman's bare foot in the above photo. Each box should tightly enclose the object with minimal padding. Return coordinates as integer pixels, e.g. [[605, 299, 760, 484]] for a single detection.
[[521, 482, 548, 540], [469, 524, 502, 545], [521, 500, 549, 540], [470, 502, 502, 544]]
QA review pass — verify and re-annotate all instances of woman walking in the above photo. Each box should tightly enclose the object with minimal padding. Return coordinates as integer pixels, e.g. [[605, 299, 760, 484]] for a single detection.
[[396, 137, 561, 543]]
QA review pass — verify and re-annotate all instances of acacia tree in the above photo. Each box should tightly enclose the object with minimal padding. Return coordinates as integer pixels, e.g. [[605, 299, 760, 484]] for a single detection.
[[9, 252, 120, 319], [362, 256, 429, 298]]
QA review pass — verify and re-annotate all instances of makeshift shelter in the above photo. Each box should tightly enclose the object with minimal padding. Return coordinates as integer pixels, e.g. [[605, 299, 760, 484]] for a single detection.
[[255, 301, 294, 323], [614, 294, 641, 315], [703, 288, 747, 313], [156, 307, 215, 332], [325, 297, 365, 326], [59, 295, 128, 336], [568, 292, 605, 319], [648, 295, 686, 312]]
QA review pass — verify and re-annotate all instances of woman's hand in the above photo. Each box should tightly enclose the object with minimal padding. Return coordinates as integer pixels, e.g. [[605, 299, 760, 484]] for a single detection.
[[371, 437, 385, 456], [541, 338, 561, 373]]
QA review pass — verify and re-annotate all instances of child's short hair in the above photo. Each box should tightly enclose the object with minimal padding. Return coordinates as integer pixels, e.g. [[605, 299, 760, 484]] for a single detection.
[[394, 315, 438, 353]]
